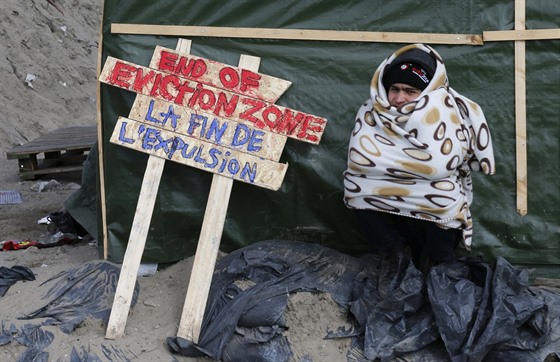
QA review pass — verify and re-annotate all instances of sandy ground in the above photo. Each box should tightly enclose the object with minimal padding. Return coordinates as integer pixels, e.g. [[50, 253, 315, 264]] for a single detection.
[[0, 1, 352, 361]]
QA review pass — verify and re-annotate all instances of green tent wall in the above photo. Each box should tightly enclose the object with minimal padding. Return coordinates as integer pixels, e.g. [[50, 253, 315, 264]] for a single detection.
[[67, 0, 559, 277]]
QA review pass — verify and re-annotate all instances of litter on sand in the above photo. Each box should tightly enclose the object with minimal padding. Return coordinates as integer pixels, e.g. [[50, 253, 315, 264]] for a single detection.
[[0, 190, 22, 205]]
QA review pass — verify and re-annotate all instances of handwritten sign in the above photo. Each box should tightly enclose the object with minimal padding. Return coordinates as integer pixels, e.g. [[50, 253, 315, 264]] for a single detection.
[[128, 95, 286, 161], [150, 46, 291, 103], [112, 117, 287, 189], [101, 41, 328, 341], [100, 56, 327, 144]]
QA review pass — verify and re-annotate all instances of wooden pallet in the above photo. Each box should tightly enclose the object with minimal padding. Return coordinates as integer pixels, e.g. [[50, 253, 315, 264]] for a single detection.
[[6, 126, 97, 180]]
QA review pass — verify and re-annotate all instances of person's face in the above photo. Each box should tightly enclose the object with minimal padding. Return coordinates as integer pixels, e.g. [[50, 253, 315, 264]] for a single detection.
[[387, 83, 422, 107]]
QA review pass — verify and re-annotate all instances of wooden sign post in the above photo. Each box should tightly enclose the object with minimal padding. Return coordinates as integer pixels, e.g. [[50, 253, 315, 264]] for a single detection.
[[175, 53, 262, 344], [513, 0, 528, 216], [99, 39, 327, 340]]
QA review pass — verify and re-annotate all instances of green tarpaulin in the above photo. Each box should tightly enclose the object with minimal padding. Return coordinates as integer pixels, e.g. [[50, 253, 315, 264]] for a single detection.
[[66, 0, 559, 275]]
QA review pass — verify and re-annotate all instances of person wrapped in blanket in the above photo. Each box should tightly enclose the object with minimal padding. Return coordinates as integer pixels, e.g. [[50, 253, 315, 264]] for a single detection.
[[343, 43, 495, 270]]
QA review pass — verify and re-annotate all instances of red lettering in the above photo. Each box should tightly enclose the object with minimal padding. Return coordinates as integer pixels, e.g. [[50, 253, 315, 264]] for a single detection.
[[149, 74, 162, 97], [262, 106, 282, 130], [159, 75, 180, 101], [174, 57, 207, 79], [297, 115, 325, 142], [176, 57, 194, 77], [219, 67, 239, 90], [297, 116, 310, 139], [308, 116, 326, 132], [276, 109, 304, 136], [175, 80, 195, 105], [132, 67, 155, 93], [214, 92, 239, 117], [188, 84, 204, 108], [191, 59, 207, 78], [198, 89, 216, 111], [240, 70, 261, 92], [240, 98, 266, 128], [306, 134, 319, 142], [158, 51, 178, 72], [109, 61, 136, 89]]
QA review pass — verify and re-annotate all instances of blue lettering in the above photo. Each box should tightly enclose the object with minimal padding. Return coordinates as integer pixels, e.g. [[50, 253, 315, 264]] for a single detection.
[[160, 105, 181, 129], [218, 151, 231, 173], [154, 133, 172, 153], [247, 130, 264, 152], [240, 163, 257, 183], [206, 118, 227, 143], [194, 145, 205, 163], [142, 128, 158, 150], [118, 121, 135, 144], [187, 114, 205, 135], [232, 124, 263, 152], [227, 159, 240, 175], [168, 137, 185, 159], [183, 145, 197, 159], [145, 100, 162, 124], [206, 148, 221, 168], [231, 123, 250, 147], [145, 100, 181, 129]]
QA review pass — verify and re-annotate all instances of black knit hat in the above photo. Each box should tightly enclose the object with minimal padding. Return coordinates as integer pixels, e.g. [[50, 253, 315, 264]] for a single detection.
[[383, 48, 437, 91]]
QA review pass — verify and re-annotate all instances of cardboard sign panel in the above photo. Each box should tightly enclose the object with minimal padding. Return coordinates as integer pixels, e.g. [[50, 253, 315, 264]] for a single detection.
[[110, 117, 288, 190], [129, 94, 286, 161], [150, 46, 292, 103], [99, 57, 327, 144]]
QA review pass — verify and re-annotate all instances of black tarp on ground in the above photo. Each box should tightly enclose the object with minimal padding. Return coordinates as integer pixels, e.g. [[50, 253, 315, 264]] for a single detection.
[[0, 265, 35, 297], [65, 1, 559, 272], [1, 261, 139, 361], [20, 260, 139, 333], [166, 240, 560, 362], [1, 243, 557, 361]]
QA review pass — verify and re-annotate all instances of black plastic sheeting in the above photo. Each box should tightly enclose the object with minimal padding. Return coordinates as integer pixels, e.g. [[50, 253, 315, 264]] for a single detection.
[[0, 323, 53, 362], [167, 240, 560, 362], [0, 320, 130, 362], [0, 265, 35, 297], [65, 0, 560, 267], [20, 260, 139, 334], [0, 261, 138, 361], [428, 257, 550, 361]]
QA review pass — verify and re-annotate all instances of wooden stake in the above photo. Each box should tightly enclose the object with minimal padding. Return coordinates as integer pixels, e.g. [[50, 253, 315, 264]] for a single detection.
[[105, 156, 165, 339], [483, 28, 560, 41], [514, 0, 528, 216], [96, 3, 109, 260], [105, 38, 192, 340], [111, 23, 483, 45], [176, 54, 262, 343]]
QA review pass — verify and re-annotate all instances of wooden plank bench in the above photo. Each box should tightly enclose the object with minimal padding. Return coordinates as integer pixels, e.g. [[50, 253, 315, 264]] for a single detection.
[[6, 126, 97, 180]]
